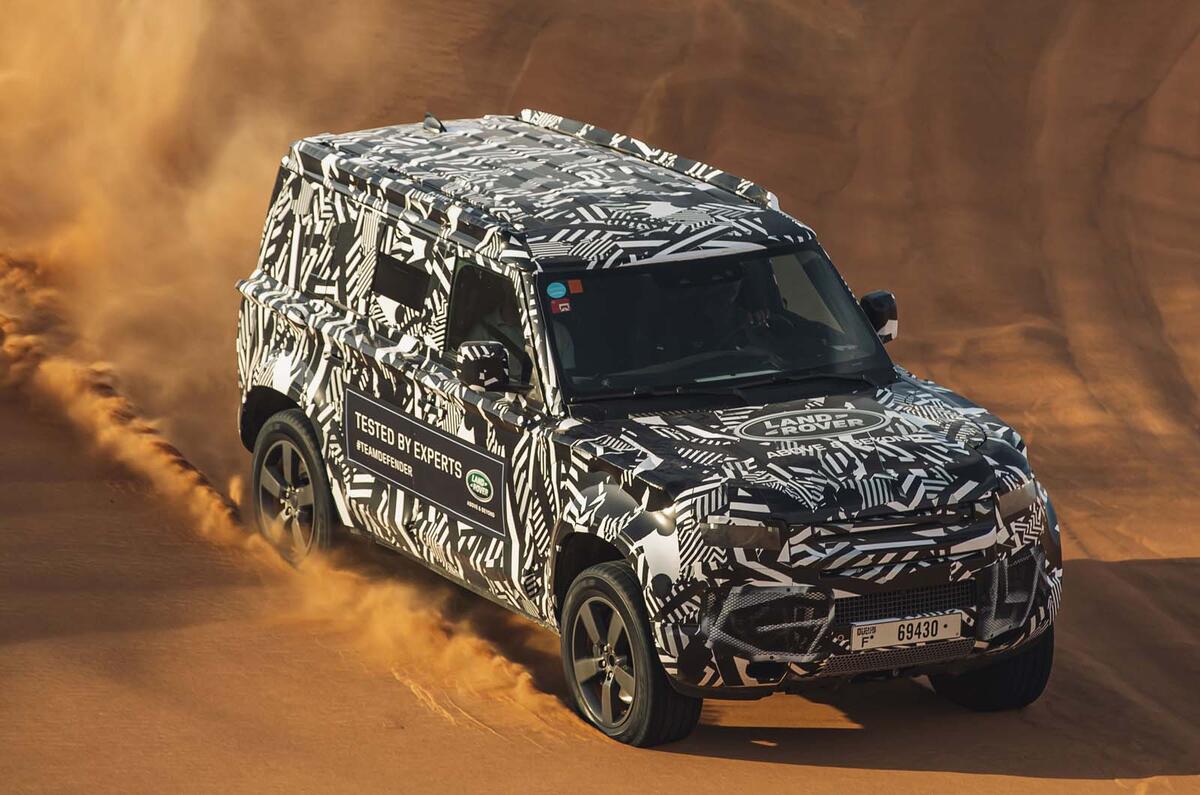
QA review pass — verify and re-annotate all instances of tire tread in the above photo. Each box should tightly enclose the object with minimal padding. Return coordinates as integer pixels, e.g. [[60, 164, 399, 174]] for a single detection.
[[563, 561, 701, 746], [932, 626, 1054, 711], [251, 408, 334, 563]]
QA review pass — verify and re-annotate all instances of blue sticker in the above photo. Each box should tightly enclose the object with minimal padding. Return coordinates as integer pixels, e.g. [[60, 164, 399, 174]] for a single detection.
[[546, 281, 567, 299]]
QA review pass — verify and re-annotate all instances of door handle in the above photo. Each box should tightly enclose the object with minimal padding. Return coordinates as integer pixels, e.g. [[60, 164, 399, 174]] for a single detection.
[[494, 416, 528, 433]]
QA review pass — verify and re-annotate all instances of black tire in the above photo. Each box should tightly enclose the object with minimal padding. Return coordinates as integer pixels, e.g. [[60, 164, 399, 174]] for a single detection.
[[250, 408, 335, 565], [931, 626, 1054, 711], [560, 561, 702, 746]]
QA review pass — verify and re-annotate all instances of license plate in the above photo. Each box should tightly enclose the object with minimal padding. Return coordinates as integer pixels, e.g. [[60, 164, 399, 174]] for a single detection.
[[850, 612, 963, 651]]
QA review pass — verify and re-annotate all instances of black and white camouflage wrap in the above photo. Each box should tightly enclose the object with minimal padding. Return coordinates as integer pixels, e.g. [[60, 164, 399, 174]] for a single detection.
[[236, 110, 1062, 694]]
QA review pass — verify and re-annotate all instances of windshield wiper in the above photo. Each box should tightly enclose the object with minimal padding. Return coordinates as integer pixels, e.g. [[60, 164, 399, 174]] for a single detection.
[[569, 384, 739, 404], [567, 369, 884, 404], [727, 368, 884, 391]]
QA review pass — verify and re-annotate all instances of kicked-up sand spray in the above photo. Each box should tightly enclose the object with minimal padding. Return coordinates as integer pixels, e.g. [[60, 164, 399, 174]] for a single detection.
[[0, 0, 582, 734], [0, 255, 576, 735]]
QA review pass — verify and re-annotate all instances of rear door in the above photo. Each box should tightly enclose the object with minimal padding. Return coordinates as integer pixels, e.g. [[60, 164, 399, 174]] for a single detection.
[[337, 218, 454, 565]]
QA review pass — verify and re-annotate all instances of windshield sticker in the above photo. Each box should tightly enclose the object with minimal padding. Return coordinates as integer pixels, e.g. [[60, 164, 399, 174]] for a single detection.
[[736, 408, 888, 442], [546, 281, 567, 299], [567, 278, 584, 294], [551, 298, 571, 314]]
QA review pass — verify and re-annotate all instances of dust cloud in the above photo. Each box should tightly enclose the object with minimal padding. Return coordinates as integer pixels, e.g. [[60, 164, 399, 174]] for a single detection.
[[0, 0, 580, 731], [2, 1, 342, 480], [0, 253, 572, 731]]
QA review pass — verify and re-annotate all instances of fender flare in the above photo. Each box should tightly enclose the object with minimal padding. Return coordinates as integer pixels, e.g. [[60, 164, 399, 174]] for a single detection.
[[241, 351, 352, 527], [551, 480, 682, 610]]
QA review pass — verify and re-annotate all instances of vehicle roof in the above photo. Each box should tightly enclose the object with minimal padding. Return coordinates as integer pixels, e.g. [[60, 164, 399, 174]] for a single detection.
[[288, 109, 815, 271]]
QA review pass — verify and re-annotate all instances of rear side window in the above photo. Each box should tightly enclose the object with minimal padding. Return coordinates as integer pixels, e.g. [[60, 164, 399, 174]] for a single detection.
[[373, 252, 430, 309]]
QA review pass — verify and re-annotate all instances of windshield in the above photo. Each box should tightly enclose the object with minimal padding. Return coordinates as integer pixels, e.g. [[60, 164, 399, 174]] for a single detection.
[[538, 245, 892, 398]]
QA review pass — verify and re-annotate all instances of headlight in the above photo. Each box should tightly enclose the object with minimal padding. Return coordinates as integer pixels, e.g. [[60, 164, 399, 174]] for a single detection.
[[699, 520, 783, 550], [997, 478, 1038, 519]]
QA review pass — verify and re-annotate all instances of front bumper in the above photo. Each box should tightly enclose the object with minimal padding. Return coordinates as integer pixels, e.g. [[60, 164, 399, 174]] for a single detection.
[[652, 493, 1063, 696]]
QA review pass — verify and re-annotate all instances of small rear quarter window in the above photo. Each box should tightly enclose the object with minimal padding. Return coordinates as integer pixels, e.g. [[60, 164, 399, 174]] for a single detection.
[[373, 252, 430, 309]]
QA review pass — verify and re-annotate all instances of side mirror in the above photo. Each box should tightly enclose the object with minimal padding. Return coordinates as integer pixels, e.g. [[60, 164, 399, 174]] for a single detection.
[[860, 290, 898, 344], [457, 340, 509, 391]]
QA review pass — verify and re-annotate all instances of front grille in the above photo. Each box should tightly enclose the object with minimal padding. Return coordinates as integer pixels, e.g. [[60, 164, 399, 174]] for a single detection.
[[833, 580, 977, 625], [819, 638, 974, 677], [818, 502, 985, 535], [812, 503, 995, 575], [701, 586, 833, 662]]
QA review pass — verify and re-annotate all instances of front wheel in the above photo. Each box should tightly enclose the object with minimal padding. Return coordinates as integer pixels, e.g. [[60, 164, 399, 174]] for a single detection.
[[560, 561, 701, 746], [931, 626, 1054, 711], [250, 408, 334, 564]]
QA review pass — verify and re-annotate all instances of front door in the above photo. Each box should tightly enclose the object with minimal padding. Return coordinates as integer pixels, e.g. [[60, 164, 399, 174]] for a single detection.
[[416, 261, 544, 612]]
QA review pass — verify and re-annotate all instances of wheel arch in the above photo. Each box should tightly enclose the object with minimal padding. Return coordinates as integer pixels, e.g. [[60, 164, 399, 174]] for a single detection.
[[551, 530, 625, 623], [549, 479, 681, 625], [239, 386, 301, 451]]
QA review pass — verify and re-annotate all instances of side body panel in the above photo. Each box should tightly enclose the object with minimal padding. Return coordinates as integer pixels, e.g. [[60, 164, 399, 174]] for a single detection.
[[238, 163, 590, 626]]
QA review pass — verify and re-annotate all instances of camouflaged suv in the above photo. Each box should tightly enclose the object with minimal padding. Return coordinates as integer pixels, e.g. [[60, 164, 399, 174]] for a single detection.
[[236, 110, 1062, 746]]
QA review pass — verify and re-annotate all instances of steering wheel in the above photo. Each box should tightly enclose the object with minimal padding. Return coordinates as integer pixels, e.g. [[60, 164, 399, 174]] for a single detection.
[[711, 322, 753, 350], [711, 311, 789, 350]]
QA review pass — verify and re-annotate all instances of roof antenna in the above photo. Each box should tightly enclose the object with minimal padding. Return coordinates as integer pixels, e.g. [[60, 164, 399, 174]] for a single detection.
[[423, 112, 447, 132]]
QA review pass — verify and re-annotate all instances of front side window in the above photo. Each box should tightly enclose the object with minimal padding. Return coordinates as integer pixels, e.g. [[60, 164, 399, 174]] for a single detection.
[[538, 244, 892, 398], [446, 265, 533, 385]]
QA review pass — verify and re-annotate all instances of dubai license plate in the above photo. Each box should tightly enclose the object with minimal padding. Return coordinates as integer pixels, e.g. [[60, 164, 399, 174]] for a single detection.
[[850, 612, 963, 651]]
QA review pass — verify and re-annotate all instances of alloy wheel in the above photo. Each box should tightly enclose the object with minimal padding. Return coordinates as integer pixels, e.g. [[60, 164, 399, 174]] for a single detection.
[[570, 595, 637, 729], [257, 438, 316, 556]]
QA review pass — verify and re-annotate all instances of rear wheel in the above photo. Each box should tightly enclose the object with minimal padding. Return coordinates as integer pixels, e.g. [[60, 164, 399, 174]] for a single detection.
[[931, 626, 1054, 711], [561, 561, 701, 746], [251, 409, 334, 564]]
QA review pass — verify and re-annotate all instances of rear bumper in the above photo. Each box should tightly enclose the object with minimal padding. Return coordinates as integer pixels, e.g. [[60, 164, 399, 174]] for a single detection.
[[653, 499, 1063, 697]]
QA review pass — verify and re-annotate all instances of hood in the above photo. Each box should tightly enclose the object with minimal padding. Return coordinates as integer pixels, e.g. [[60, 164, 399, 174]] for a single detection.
[[557, 373, 1024, 520]]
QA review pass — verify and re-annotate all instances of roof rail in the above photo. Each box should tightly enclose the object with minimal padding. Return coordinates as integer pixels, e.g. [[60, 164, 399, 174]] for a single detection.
[[288, 138, 526, 263], [516, 109, 779, 210]]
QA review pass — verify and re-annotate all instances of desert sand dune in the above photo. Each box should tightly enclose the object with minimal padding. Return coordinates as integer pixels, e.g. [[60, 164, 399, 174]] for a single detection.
[[1, 1, 1198, 791]]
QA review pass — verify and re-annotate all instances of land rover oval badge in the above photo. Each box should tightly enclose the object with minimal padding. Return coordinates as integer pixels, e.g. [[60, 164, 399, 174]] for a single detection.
[[465, 469, 494, 502], [735, 408, 888, 442]]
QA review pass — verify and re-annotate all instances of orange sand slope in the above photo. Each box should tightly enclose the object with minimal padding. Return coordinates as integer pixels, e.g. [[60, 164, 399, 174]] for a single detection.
[[1, 1, 1199, 792]]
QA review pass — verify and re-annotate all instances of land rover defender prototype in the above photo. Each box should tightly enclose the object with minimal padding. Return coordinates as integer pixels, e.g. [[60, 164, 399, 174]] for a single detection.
[[236, 110, 1062, 746]]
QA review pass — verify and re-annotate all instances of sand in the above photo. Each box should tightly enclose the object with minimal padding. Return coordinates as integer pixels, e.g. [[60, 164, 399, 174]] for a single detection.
[[1, 1, 1198, 792]]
